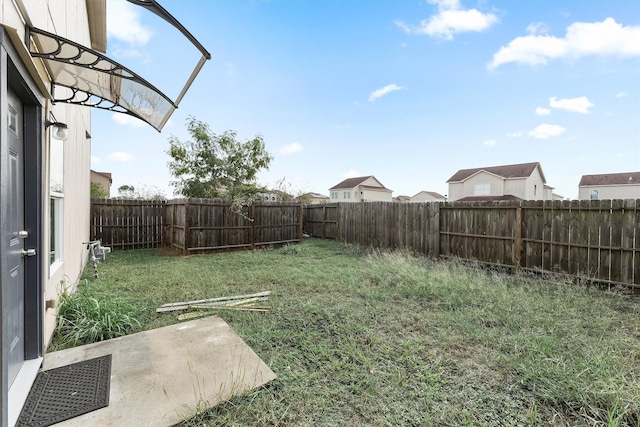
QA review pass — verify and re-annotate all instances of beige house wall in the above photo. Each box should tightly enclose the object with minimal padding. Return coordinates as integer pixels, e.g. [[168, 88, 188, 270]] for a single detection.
[[91, 171, 111, 196], [411, 192, 445, 203], [579, 185, 640, 200], [448, 182, 464, 200], [361, 189, 393, 202], [522, 168, 547, 200], [504, 179, 526, 198], [2, 0, 93, 345], [452, 172, 504, 200]]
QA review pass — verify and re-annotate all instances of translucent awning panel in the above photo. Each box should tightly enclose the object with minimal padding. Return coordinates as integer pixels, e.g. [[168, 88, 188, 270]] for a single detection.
[[27, 1, 210, 132]]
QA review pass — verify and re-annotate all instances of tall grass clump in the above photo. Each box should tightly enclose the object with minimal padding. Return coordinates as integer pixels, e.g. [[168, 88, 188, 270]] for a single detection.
[[52, 288, 142, 351]]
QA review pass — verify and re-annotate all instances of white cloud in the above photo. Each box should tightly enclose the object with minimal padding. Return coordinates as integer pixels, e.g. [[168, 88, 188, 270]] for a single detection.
[[483, 139, 496, 147], [107, 0, 153, 46], [91, 156, 100, 164], [112, 113, 146, 127], [506, 131, 523, 137], [528, 123, 566, 139], [526, 22, 549, 35], [280, 142, 303, 155], [535, 107, 551, 116], [395, 0, 498, 40], [343, 169, 361, 178], [549, 96, 593, 114], [368, 84, 405, 102], [489, 18, 640, 69], [616, 91, 628, 98], [108, 152, 135, 162]]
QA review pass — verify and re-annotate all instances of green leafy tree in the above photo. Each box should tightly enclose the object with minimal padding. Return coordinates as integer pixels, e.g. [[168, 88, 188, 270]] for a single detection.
[[90, 182, 109, 199], [167, 117, 273, 200], [118, 185, 136, 199], [117, 184, 166, 200]]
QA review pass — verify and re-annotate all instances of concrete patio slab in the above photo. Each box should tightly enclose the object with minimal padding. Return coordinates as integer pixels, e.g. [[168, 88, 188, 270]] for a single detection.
[[41, 315, 276, 426]]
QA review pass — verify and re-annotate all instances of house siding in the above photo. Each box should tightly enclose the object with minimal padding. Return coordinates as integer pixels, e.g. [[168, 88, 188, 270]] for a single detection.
[[523, 168, 547, 200], [579, 185, 640, 200], [411, 192, 446, 203], [2, 1, 96, 423], [91, 171, 111, 196], [448, 182, 464, 201], [14, 0, 94, 347], [459, 172, 503, 199], [361, 189, 392, 202], [504, 179, 525, 199]]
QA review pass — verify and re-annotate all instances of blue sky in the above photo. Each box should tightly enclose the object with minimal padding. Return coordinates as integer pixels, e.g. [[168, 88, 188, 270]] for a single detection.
[[90, 0, 640, 199]]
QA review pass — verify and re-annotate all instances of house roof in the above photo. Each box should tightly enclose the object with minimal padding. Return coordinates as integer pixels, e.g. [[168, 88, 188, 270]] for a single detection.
[[447, 162, 542, 183], [456, 195, 523, 202], [330, 176, 388, 190], [579, 172, 640, 186], [413, 191, 445, 199], [302, 192, 329, 199]]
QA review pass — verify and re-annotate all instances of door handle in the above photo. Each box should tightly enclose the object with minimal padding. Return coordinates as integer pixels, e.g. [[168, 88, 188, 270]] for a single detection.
[[22, 248, 36, 257]]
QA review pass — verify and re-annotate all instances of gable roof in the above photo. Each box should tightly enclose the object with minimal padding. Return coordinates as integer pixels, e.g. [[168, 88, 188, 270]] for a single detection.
[[579, 172, 640, 186], [413, 191, 445, 199], [302, 192, 330, 199], [330, 176, 388, 190], [447, 162, 542, 183]]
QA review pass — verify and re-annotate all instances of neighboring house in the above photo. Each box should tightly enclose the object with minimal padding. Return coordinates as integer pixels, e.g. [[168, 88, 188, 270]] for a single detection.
[[447, 162, 554, 202], [259, 193, 280, 202], [579, 172, 640, 200], [0, 2, 208, 425], [259, 190, 293, 202], [393, 195, 411, 203], [329, 176, 393, 202], [298, 192, 330, 205], [411, 191, 446, 203], [90, 170, 112, 197]]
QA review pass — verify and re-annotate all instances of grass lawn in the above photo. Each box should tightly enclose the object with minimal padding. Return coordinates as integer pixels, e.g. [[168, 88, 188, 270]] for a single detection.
[[50, 239, 640, 426]]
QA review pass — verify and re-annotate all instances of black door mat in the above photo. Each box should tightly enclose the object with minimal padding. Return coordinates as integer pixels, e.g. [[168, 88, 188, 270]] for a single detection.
[[17, 354, 112, 427]]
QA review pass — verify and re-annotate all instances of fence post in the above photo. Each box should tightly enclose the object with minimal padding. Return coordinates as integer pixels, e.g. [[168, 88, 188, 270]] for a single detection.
[[514, 205, 522, 270]]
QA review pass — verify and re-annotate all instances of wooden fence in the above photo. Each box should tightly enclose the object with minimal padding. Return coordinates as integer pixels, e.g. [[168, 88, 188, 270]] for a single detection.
[[90, 199, 164, 249], [90, 198, 303, 253], [304, 200, 640, 288], [164, 198, 303, 254]]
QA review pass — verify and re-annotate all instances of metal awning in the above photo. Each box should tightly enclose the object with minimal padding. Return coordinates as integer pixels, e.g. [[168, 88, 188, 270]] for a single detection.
[[26, 0, 210, 132]]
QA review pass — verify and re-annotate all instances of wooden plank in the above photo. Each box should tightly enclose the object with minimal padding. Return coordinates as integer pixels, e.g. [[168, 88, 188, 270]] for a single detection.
[[514, 205, 522, 269], [620, 199, 635, 285], [610, 199, 624, 283]]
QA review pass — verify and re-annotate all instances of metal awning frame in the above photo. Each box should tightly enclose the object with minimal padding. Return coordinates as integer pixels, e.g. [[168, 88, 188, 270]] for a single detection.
[[26, 26, 173, 128], [25, 0, 211, 132]]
